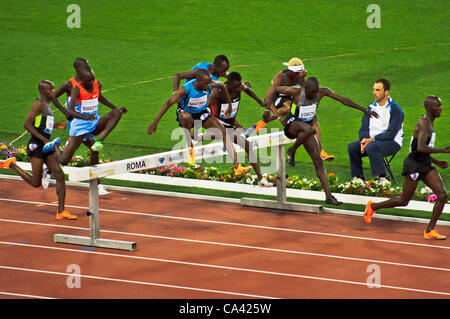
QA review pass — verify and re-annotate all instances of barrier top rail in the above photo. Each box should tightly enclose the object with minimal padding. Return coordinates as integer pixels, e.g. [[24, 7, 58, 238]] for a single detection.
[[68, 131, 293, 182]]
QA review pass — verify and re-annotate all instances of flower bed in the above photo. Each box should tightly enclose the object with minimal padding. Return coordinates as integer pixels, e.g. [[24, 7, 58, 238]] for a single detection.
[[1, 142, 446, 202]]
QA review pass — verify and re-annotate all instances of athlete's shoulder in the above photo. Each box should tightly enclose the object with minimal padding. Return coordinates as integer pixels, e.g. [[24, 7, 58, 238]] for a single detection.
[[191, 62, 211, 71]]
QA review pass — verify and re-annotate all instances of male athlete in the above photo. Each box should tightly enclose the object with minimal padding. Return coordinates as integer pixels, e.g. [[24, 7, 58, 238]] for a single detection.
[[248, 58, 335, 161], [209, 71, 272, 186], [0, 81, 77, 220], [52, 58, 109, 195], [265, 77, 378, 205], [364, 96, 449, 239], [47, 66, 128, 166], [147, 69, 251, 176]]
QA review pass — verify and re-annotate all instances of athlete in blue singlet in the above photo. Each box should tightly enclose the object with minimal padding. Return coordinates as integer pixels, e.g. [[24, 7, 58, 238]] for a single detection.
[[147, 69, 251, 176]]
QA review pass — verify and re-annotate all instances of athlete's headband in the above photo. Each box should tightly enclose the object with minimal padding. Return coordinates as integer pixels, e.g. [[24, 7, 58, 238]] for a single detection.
[[283, 58, 305, 73]]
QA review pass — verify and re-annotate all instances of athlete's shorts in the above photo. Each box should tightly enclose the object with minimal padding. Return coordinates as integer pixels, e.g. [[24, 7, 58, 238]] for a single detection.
[[274, 95, 293, 110], [217, 117, 238, 129], [177, 108, 211, 127], [27, 137, 54, 159], [69, 116, 100, 137], [401, 155, 435, 181], [283, 117, 313, 139]]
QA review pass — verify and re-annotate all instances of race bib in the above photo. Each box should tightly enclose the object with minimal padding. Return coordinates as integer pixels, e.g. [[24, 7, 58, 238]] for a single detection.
[[429, 132, 436, 148], [187, 95, 208, 109], [298, 103, 317, 121], [219, 101, 239, 119], [81, 98, 98, 113], [44, 115, 54, 134]]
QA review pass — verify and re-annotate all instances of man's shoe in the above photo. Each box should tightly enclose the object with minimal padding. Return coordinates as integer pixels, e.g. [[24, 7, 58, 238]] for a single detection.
[[351, 176, 365, 184], [233, 164, 252, 176], [364, 200, 376, 223], [43, 138, 61, 154], [424, 229, 446, 240], [376, 177, 391, 186], [187, 146, 195, 165], [286, 148, 296, 167], [42, 164, 50, 189], [56, 210, 78, 220], [98, 184, 110, 196], [320, 150, 335, 161], [255, 120, 267, 133], [0, 157, 16, 169], [258, 177, 273, 188], [91, 141, 104, 152], [325, 195, 343, 206]]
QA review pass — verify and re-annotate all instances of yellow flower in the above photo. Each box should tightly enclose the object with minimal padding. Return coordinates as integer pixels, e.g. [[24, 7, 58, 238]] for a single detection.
[[0, 145, 7, 149]]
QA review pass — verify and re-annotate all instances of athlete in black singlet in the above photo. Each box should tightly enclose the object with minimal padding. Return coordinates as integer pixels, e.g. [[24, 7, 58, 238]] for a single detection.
[[0, 81, 77, 220], [364, 96, 449, 240]]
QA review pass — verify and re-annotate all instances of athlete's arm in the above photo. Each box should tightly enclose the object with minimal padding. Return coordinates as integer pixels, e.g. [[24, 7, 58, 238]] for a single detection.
[[320, 87, 379, 118], [98, 82, 128, 114], [52, 81, 71, 119], [243, 86, 265, 108], [67, 86, 96, 121], [23, 100, 51, 144], [147, 87, 187, 135], [212, 81, 232, 118], [173, 70, 198, 91], [416, 118, 450, 154]]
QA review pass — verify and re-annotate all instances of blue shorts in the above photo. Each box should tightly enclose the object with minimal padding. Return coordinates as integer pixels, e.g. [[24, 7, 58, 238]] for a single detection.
[[69, 116, 100, 137]]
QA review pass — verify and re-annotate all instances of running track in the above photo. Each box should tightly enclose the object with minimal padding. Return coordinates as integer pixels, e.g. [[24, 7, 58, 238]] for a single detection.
[[0, 179, 449, 299]]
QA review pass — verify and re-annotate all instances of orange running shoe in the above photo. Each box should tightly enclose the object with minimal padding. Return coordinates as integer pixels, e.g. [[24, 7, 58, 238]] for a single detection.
[[424, 229, 447, 240], [187, 146, 195, 165], [364, 200, 376, 223], [56, 210, 78, 220], [0, 157, 16, 169], [255, 120, 267, 133], [233, 164, 252, 176], [320, 150, 335, 161]]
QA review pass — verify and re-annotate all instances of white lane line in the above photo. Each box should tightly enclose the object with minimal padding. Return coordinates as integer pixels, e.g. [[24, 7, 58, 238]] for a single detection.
[[0, 291, 56, 299], [1, 197, 449, 250], [1, 241, 449, 297], [0, 265, 277, 299], [1, 218, 449, 273]]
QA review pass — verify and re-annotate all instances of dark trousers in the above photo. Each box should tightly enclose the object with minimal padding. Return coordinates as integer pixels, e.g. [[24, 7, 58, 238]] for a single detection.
[[347, 140, 401, 178]]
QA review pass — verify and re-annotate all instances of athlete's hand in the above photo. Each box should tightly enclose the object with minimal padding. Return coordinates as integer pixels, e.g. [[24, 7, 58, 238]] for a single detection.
[[84, 114, 96, 121], [147, 122, 158, 135], [365, 110, 379, 118], [224, 106, 232, 118], [435, 160, 448, 169], [119, 107, 128, 114], [54, 120, 68, 130], [444, 146, 450, 153], [263, 110, 271, 122]]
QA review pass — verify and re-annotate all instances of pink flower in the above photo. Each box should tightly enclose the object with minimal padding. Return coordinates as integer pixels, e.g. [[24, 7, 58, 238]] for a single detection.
[[427, 194, 437, 203]]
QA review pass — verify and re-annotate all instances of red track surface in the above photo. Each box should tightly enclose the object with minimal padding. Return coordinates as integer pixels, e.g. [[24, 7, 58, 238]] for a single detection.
[[0, 179, 449, 299]]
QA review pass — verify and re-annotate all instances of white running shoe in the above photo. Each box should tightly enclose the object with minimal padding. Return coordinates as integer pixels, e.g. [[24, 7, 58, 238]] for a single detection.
[[258, 177, 273, 188], [98, 184, 110, 196], [42, 164, 50, 189]]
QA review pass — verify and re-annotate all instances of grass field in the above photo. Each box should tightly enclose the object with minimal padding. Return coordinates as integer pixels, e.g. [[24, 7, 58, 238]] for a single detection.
[[1, 0, 449, 190]]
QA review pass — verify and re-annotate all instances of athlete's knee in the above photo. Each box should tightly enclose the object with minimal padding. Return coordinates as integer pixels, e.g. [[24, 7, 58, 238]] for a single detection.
[[397, 197, 410, 207], [31, 177, 41, 188], [436, 190, 448, 203]]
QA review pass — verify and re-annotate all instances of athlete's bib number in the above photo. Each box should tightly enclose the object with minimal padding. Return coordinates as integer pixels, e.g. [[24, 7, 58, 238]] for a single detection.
[[81, 98, 98, 113], [187, 95, 208, 109], [44, 115, 54, 134], [298, 103, 317, 122], [220, 101, 239, 119]]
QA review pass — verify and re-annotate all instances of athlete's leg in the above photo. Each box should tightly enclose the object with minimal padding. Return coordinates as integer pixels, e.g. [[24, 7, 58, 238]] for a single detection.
[[285, 121, 315, 166], [44, 153, 66, 213], [371, 175, 418, 211], [91, 108, 123, 142], [302, 134, 341, 205], [422, 170, 448, 233], [179, 111, 194, 148], [10, 157, 44, 188], [203, 116, 238, 167], [233, 130, 263, 180], [56, 135, 85, 165]]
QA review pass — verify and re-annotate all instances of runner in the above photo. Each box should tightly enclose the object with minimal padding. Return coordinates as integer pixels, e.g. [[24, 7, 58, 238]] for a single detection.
[[209, 71, 272, 186], [0, 81, 77, 220], [147, 69, 251, 176], [49, 66, 128, 166], [265, 77, 378, 205], [364, 96, 449, 239]]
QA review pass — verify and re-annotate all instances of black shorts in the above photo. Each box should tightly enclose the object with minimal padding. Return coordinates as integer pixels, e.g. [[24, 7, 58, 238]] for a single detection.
[[401, 155, 435, 181], [274, 95, 292, 110], [26, 137, 54, 159], [177, 108, 211, 126], [283, 117, 313, 139]]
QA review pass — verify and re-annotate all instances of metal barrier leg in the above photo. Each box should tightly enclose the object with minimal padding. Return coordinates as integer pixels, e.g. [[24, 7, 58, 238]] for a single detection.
[[54, 178, 137, 251]]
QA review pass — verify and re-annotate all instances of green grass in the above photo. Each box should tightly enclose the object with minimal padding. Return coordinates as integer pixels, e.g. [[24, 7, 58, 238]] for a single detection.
[[1, 0, 449, 193]]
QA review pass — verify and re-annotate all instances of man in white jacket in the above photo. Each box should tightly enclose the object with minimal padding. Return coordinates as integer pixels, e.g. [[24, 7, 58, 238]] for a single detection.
[[347, 78, 404, 183]]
